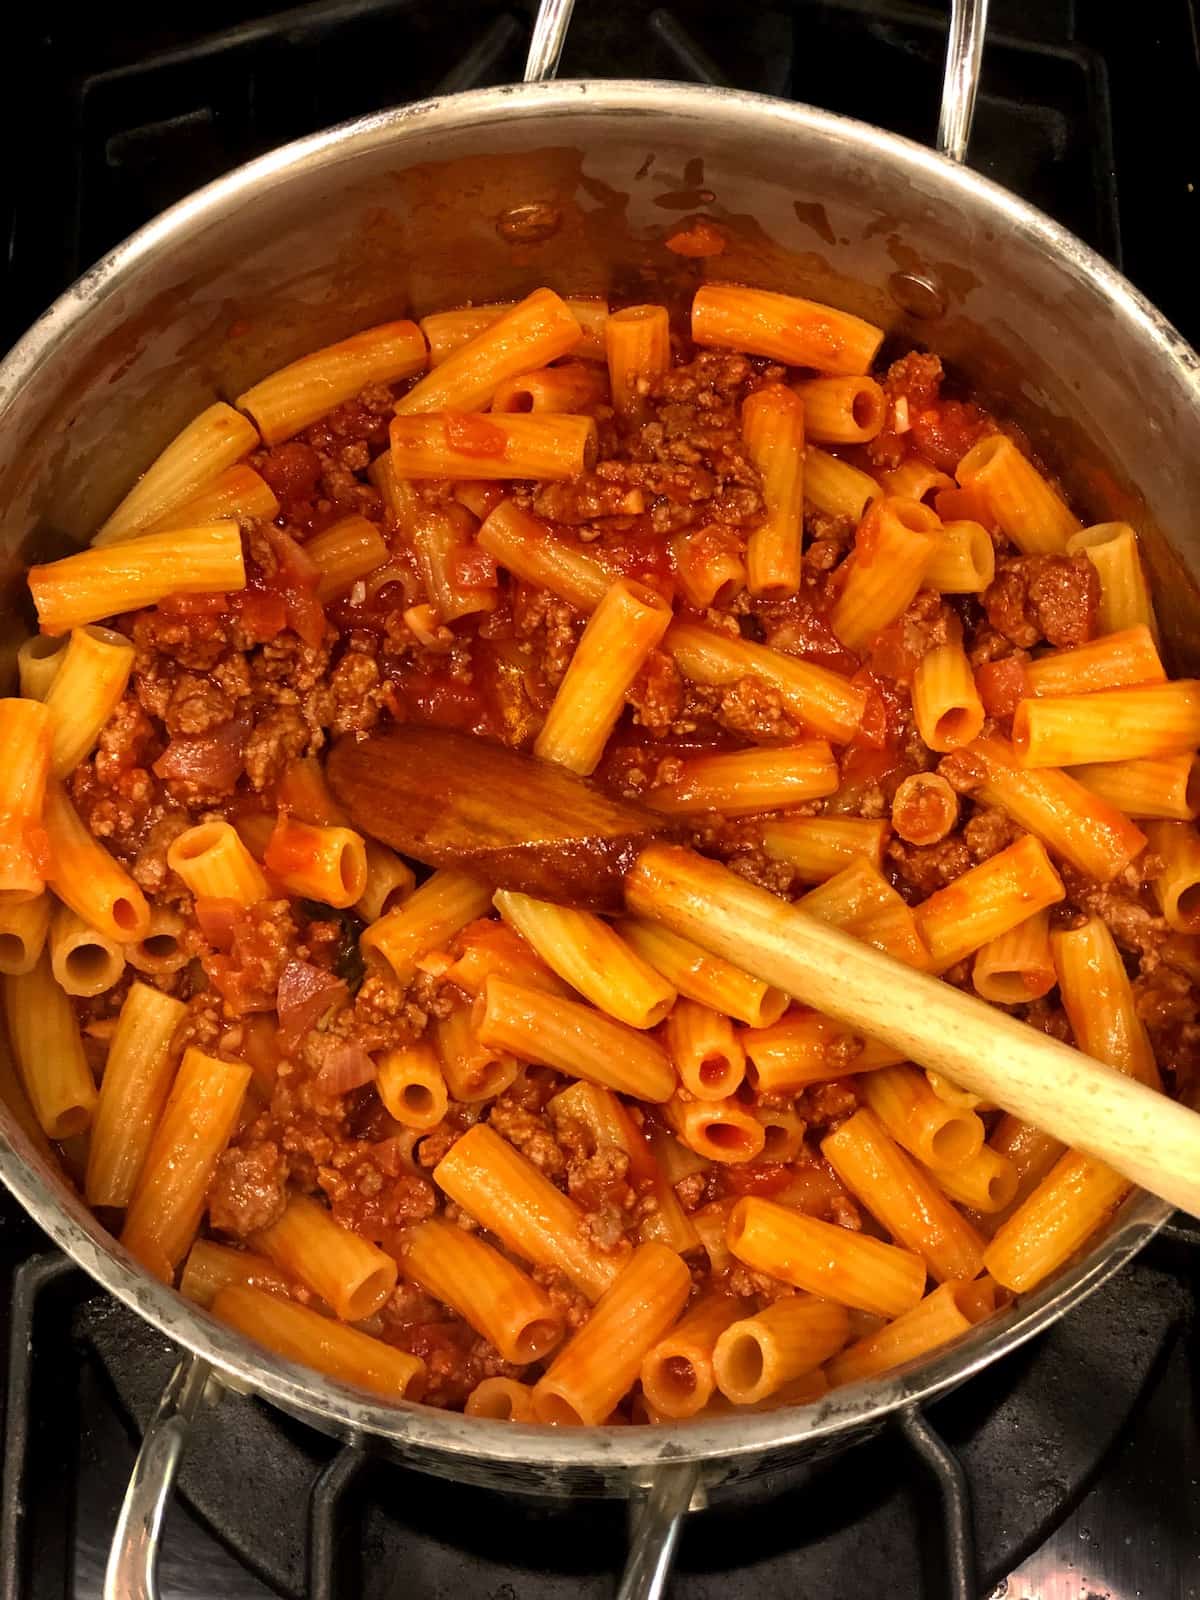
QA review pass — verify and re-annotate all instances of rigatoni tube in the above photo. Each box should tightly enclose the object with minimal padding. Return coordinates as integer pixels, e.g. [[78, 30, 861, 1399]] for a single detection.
[[712, 1297, 849, 1404], [826, 1280, 996, 1388], [791, 375, 886, 444], [44, 625, 135, 776], [4, 951, 98, 1140], [665, 998, 746, 1100], [397, 289, 582, 414], [1066, 522, 1158, 640], [304, 515, 390, 602], [0, 895, 51, 976], [983, 1152, 1131, 1293], [822, 1108, 986, 1283], [213, 1285, 424, 1400], [48, 904, 126, 997], [94, 403, 259, 544], [664, 1093, 766, 1164], [493, 890, 675, 1028], [360, 870, 492, 985], [491, 362, 608, 415], [727, 1196, 927, 1319], [691, 285, 884, 375], [121, 1048, 250, 1280], [890, 772, 959, 846], [44, 779, 151, 941], [861, 1063, 985, 1171], [1012, 682, 1200, 767], [263, 817, 368, 909], [465, 1377, 537, 1421], [1142, 820, 1200, 934], [619, 918, 788, 1028], [830, 498, 942, 653], [434, 1124, 625, 1301], [85, 981, 187, 1207], [761, 816, 890, 881], [804, 446, 881, 521], [1068, 754, 1200, 821], [475, 501, 611, 613], [16, 634, 68, 700], [665, 619, 866, 744], [30, 522, 246, 634], [923, 520, 995, 593], [644, 742, 838, 816], [912, 642, 984, 752], [533, 578, 672, 775], [1022, 624, 1164, 697], [148, 463, 279, 534], [640, 1293, 745, 1418], [799, 856, 932, 970], [743, 1011, 901, 1093], [605, 305, 670, 414], [927, 1144, 1019, 1213], [179, 1240, 294, 1309], [431, 1004, 518, 1104], [954, 434, 1080, 556], [167, 820, 270, 909], [741, 383, 805, 597], [532, 1242, 691, 1424], [390, 412, 597, 481], [473, 976, 676, 1102], [0, 699, 52, 900], [237, 321, 427, 443], [375, 1043, 448, 1131], [254, 1194, 397, 1322], [963, 733, 1146, 883], [402, 1219, 564, 1364], [972, 910, 1056, 1005], [913, 834, 1065, 973], [1051, 915, 1161, 1087]]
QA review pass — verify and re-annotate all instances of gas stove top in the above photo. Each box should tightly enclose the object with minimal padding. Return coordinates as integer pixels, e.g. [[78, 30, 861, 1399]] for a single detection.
[[2, 2, 1199, 1596]]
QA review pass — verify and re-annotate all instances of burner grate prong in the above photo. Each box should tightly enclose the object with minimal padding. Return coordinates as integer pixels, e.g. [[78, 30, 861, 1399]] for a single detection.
[[308, 1445, 366, 1600], [899, 1408, 977, 1600]]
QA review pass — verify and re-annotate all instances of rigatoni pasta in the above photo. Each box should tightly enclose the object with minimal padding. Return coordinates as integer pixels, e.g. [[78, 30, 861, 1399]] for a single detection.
[[10, 278, 1193, 1426], [397, 289, 581, 415], [741, 383, 805, 597], [237, 321, 427, 443], [121, 1048, 250, 1280], [493, 890, 675, 1028], [534, 578, 672, 775], [94, 403, 260, 544], [85, 982, 187, 1208], [30, 523, 246, 633]]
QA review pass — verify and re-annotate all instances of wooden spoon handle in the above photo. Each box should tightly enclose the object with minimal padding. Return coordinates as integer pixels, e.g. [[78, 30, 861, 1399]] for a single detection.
[[627, 845, 1200, 1220]]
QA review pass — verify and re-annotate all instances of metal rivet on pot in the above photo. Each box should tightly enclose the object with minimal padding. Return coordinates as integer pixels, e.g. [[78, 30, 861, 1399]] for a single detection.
[[888, 270, 949, 320], [496, 202, 563, 243]]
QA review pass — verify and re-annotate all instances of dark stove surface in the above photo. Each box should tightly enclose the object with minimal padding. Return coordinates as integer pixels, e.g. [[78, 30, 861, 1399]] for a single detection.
[[3, 2, 1200, 1596]]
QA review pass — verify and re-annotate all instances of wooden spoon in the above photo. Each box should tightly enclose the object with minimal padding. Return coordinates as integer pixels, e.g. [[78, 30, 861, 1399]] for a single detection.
[[329, 726, 1200, 1218]]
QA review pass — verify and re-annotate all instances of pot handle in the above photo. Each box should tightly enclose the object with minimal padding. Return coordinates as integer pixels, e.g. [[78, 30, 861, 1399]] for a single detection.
[[616, 1462, 702, 1600], [103, 1352, 218, 1600], [937, 0, 990, 163], [525, 0, 577, 82]]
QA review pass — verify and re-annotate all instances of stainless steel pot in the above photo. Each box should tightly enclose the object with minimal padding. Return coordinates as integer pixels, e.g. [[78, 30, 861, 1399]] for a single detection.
[[0, 3, 1195, 1595]]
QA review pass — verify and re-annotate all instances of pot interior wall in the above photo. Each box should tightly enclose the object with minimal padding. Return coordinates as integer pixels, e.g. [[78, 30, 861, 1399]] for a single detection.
[[3, 89, 1199, 660], [0, 85, 1189, 1476]]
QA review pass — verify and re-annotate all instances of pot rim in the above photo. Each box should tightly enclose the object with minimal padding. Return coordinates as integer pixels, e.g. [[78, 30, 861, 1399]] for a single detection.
[[0, 78, 1183, 1475]]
